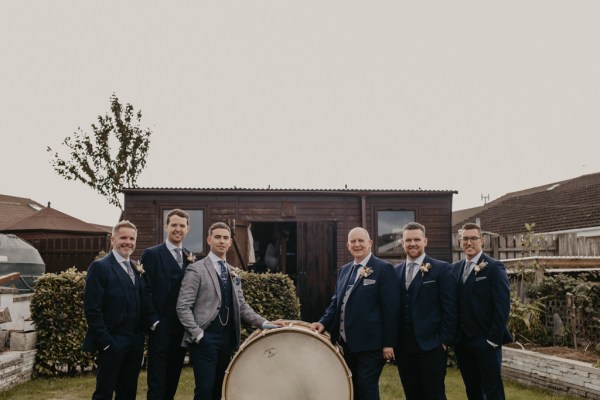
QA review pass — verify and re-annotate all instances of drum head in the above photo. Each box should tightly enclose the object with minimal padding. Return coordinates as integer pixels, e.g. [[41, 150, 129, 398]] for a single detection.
[[222, 323, 352, 399]]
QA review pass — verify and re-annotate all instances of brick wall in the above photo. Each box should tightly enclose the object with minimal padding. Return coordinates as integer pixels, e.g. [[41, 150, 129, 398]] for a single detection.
[[503, 347, 600, 399], [0, 350, 36, 391]]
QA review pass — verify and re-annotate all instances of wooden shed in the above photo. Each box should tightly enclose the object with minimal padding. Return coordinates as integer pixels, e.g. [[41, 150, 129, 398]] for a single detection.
[[123, 188, 455, 321]]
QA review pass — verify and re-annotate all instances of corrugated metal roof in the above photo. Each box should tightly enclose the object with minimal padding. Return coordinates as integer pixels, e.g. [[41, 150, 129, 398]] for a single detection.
[[123, 186, 457, 194]]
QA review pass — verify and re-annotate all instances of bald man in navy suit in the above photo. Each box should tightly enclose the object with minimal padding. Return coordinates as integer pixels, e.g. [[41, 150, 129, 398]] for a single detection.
[[452, 223, 512, 400], [311, 227, 399, 400]]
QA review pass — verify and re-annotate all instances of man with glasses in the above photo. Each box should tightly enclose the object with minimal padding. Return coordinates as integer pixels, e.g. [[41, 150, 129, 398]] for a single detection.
[[452, 223, 512, 400]]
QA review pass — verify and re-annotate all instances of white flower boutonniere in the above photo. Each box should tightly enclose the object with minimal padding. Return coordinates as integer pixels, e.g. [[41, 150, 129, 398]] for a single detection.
[[358, 266, 373, 279], [230, 267, 243, 285], [133, 261, 145, 275], [185, 252, 196, 263], [419, 262, 432, 276], [474, 261, 488, 275]]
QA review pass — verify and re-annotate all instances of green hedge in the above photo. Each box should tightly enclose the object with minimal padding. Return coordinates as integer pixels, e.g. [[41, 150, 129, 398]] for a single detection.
[[30, 267, 95, 377], [237, 270, 302, 340], [29, 267, 300, 376]]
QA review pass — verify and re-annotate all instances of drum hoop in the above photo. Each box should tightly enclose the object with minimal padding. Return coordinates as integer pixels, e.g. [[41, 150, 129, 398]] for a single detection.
[[222, 320, 353, 399]]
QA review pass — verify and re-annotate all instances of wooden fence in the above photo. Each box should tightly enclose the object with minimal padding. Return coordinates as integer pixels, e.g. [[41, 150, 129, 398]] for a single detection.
[[452, 232, 600, 262], [29, 236, 110, 274]]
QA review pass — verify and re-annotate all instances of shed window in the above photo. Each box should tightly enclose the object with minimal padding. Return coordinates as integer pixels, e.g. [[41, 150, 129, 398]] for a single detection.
[[376, 210, 415, 255], [162, 209, 204, 253]]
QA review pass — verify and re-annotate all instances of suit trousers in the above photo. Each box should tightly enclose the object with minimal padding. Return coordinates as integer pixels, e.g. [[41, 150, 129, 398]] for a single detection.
[[396, 346, 447, 400], [341, 341, 385, 400], [190, 328, 233, 400], [147, 319, 187, 400], [455, 335, 505, 400], [93, 333, 145, 400]]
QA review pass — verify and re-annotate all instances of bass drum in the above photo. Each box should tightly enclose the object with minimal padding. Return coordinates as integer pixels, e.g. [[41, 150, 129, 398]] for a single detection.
[[222, 320, 352, 400]]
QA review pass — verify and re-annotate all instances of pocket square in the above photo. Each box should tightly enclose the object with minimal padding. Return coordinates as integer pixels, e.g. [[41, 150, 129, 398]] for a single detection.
[[422, 280, 436, 285], [363, 279, 376, 286], [475, 276, 487, 282]]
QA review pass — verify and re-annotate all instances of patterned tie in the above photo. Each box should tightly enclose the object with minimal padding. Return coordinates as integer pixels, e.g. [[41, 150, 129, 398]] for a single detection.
[[405, 262, 417, 289], [174, 248, 183, 269], [346, 264, 359, 291], [463, 261, 473, 283], [123, 261, 135, 284], [218, 260, 229, 288]]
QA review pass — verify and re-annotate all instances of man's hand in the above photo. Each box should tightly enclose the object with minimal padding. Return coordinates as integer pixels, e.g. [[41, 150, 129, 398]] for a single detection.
[[442, 343, 448, 351], [383, 347, 395, 361], [262, 320, 286, 329], [310, 322, 325, 333]]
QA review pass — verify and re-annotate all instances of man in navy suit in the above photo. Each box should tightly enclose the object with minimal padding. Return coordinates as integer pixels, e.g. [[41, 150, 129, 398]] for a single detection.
[[311, 227, 399, 400], [83, 220, 146, 400], [393, 222, 456, 400], [452, 223, 512, 400], [141, 209, 192, 399]]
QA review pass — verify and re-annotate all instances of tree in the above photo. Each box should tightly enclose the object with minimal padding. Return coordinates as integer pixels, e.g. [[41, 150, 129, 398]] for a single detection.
[[47, 93, 152, 211]]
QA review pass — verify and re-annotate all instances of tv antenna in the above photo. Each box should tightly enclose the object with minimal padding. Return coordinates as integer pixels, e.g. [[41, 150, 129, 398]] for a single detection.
[[481, 194, 490, 204]]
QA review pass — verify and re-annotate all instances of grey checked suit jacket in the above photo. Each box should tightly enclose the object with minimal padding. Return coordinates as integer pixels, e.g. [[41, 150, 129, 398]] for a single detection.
[[176, 256, 266, 350]]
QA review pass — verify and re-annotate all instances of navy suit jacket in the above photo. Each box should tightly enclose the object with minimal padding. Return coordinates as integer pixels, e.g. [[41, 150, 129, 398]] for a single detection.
[[140, 243, 191, 327], [83, 252, 146, 352], [395, 255, 457, 351], [451, 253, 512, 346], [319, 255, 399, 353]]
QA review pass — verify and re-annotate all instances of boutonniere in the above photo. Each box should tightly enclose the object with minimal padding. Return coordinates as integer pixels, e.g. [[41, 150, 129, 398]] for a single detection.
[[185, 252, 196, 263], [230, 267, 243, 285], [358, 266, 373, 279], [132, 260, 145, 275], [419, 262, 432, 276], [474, 261, 488, 275]]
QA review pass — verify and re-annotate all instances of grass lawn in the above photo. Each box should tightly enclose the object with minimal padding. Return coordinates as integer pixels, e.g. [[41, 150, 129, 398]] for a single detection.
[[0, 365, 583, 399]]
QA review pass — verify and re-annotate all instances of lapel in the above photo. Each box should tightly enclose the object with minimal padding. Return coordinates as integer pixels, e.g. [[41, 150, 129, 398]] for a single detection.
[[463, 258, 476, 296], [204, 258, 222, 302], [182, 247, 192, 270], [336, 263, 354, 306], [109, 254, 134, 295], [398, 261, 408, 291]]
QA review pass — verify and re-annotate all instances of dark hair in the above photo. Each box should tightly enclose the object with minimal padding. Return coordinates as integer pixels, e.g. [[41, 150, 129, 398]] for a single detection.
[[208, 222, 231, 236], [166, 209, 190, 226], [403, 222, 426, 235], [460, 223, 482, 235], [112, 220, 137, 236]]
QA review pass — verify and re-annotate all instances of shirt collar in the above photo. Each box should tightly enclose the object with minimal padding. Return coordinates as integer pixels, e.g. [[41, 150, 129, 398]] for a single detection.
[[112, 249, 128, 264], [165, 240, 182, 252], [467, 251, 483, 265], [406, 254, 426, 266], [354, 252, 372, 267]]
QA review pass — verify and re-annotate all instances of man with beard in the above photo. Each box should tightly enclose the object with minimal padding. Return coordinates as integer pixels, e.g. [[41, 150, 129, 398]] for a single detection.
[[393, 222, 456, 400]]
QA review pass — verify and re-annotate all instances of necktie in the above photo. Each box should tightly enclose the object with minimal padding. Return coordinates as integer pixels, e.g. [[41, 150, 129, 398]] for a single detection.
[[405, 262, 417, 289], [174, 248, 183, 269], [463, 261, 473, 283], [346, 264, 359, 291], [218, 260, 229, 288], [123, 261, 135, 284]]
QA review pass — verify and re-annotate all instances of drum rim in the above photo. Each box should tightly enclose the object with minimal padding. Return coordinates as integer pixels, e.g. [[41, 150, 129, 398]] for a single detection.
[[222, 320, 353, 399]]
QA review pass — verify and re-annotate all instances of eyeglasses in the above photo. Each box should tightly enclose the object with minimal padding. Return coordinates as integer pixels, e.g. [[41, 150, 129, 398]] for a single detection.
[[460, 236, 481, 242]]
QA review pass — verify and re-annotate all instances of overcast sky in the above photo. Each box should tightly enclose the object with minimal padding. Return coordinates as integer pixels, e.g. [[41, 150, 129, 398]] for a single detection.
[[2, 1, 599, 227]]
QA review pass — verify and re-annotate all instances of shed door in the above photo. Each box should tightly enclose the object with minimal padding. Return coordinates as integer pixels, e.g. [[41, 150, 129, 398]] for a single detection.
[[297, 221, 337, 322]]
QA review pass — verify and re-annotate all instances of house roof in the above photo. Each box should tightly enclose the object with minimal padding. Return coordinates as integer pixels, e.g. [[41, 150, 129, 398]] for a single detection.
[[0, 206, 109, 234], [0, 194, 45, 224], [452, 172, 600, 235]]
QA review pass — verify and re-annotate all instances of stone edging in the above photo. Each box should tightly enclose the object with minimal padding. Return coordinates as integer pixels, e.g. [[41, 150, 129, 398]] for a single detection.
[[0, 350, 37, 391], [503, 347, 600, 399]]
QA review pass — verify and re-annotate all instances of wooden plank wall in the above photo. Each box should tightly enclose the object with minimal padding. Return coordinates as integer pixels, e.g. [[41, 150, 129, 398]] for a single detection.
[[30, 236, 111, 274]]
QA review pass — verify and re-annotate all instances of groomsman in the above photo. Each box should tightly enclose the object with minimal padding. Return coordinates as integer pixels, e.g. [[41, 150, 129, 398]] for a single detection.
[[311, 227, 399, 400], [452, 223, 512, 400], [141, 209, 192, 399], [83, 220, 146, 399], [393, 222, 456, 400], [177, 222, 284, 400]]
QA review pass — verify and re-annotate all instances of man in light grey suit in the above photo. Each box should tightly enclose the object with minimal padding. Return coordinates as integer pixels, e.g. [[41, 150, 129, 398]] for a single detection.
[[176, 222, 284, 400]]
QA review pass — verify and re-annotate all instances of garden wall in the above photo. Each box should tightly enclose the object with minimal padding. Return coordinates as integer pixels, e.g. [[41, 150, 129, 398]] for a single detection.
[[503, 347, 600, 399]]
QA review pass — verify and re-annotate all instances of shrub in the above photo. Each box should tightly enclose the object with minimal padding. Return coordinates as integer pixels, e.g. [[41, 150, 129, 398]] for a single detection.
[[237, 270, 301, 340], [30, 267, 95, 377]]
